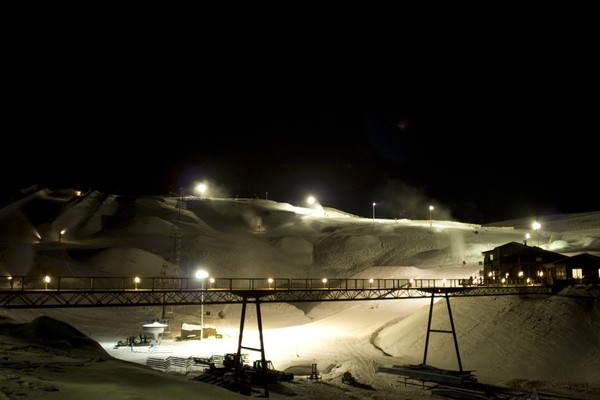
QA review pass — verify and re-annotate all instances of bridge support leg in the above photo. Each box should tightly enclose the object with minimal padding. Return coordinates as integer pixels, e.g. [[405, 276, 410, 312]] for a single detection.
[[422, 291, 463, 372], [235, 296, 270, 397]]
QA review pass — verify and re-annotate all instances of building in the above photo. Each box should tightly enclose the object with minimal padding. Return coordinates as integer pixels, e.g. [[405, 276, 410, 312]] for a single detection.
[[482, 242, 565, 285], [543, 253, 600, 285], [180, 322, 221, 340]]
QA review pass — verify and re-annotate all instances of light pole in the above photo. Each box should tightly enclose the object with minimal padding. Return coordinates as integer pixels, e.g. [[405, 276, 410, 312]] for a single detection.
[[306, 196, 318, 217], [195, 269, 209, 340], [372, 203, 376, 221], [429, 205, 434, 227], [532, 221, 541, 246]]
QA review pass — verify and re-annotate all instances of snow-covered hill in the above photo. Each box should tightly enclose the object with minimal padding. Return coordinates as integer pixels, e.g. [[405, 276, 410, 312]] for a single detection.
[[1, 189, 599, 399]]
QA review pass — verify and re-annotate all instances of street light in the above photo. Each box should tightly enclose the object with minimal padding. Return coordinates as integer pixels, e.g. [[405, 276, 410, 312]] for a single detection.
[[306, 196, 317, 216], [195, 269, 209, 340], [372, 203, 376, 221], [134, 276, 140, 290], [44, 275, 51, 290], [195, 183, 207, 198], [532, 221, 541, 246], [429, 205, 434, 227]]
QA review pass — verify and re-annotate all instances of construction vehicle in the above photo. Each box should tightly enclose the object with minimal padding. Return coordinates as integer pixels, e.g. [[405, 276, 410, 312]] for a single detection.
[[248, 359, 294, 384], [194, 353, 293, 384]]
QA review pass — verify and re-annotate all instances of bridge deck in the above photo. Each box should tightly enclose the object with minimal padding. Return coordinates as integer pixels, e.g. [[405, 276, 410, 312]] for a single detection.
[[1, 276, 552, 308]]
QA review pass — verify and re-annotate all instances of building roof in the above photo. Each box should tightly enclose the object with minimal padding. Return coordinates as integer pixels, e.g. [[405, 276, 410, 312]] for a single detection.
[[482, 241, 564, 259], [545, 252, 600, 267]]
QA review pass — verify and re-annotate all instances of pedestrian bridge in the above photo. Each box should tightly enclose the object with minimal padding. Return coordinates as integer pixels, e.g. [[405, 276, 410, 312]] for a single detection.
[[0, 275, 553, 308], [0, 274, 558, 396]]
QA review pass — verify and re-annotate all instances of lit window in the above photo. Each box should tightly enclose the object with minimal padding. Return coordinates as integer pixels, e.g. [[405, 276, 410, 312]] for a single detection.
[[572, 268, 583, 279]]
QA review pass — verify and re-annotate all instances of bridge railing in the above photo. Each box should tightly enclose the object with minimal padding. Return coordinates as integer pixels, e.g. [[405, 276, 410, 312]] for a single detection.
[[1, 276, 490, 292]]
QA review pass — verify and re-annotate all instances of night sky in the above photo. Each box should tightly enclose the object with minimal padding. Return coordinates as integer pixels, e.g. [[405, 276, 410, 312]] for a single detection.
[[4, 38, 598, 224]]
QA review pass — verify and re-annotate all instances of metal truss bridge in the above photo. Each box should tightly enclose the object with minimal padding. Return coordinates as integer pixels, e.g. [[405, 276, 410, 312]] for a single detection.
[[0, 276, 553, 309], [0, 275, 558, 397]]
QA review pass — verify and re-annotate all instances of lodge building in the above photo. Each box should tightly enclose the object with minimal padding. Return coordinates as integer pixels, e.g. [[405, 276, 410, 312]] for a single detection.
[[543, 253, 600, 285], [481, 242, 600, 285]]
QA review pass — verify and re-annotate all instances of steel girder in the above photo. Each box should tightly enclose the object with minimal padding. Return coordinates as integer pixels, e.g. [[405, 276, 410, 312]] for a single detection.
[[0, 285, 553, 309]]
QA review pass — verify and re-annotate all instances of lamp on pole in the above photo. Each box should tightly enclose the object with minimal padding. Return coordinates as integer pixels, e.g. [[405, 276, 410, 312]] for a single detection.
[[532, 221, 541, 246], [429, 205, 434, 227], [372, 203, 376, 221], [195, 269, 209, 340], [195, 183, 207, 198]]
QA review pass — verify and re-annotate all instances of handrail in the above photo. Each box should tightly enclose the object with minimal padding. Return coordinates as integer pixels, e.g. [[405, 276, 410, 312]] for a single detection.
[[0, 275, 543, 292]]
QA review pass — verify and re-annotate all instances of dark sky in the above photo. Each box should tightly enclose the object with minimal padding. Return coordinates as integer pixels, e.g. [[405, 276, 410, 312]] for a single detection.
[[4, 34, 598, 224]]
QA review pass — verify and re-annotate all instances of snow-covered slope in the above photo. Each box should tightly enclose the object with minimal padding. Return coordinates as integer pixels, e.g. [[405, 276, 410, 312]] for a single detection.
[[1, 189, 599, 399]]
